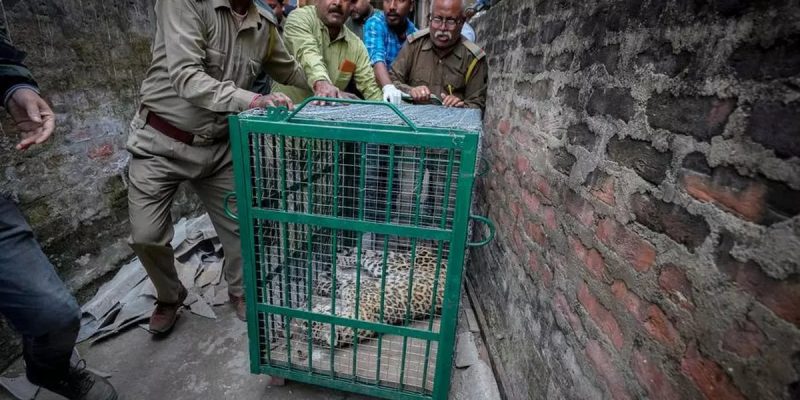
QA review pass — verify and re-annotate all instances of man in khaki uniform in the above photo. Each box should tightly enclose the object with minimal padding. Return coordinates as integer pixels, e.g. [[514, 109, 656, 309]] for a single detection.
[[272, 0, 382, 102], [389, 0, 487, 228], [389, 0, 487, 110], [128, 0, 308, 334]]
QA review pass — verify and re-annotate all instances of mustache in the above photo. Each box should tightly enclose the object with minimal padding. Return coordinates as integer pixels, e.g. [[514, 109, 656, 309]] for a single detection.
[[434, 31, 453, 40], [328, 6, 343, 14], [387, 12, 399, 17]]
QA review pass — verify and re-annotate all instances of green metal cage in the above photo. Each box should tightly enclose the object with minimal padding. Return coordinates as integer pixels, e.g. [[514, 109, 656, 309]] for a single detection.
[[226, 99, 493, 400]]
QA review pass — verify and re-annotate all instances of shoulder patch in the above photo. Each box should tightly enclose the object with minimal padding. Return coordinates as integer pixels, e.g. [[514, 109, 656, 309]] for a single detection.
[[462, 40, 485, 60], [407, 28, 429, 43]]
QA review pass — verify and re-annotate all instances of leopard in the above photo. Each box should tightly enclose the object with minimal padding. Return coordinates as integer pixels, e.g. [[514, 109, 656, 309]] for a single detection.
[[290, 246, 448, 348]]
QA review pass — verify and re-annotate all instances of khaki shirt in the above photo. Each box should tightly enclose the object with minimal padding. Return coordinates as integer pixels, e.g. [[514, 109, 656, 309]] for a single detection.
[[138, 0, 308, 139], [272, 6, 382, 102], [389, 29, 488, 111]]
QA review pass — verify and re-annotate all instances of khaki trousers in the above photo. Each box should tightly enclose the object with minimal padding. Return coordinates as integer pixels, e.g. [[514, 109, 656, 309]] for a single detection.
[[126, 114, 242, 303]]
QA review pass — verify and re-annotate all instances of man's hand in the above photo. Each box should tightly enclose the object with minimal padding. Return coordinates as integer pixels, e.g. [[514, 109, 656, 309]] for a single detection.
[[409, 85, 431, 103], [440, 93, 466, 108], [312, 80, 341, 105], [7, 88, 55, 151], [382, 84, 402, 105], [252, 93, 295, 110], [339, 91, 360, 100]]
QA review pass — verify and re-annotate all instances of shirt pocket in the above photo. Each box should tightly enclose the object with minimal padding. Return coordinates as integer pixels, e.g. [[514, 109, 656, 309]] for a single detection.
[[204, 47, 227, 80]]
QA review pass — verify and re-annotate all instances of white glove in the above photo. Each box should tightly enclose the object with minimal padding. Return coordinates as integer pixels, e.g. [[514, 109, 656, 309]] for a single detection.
[[382, 84, 403, 105]]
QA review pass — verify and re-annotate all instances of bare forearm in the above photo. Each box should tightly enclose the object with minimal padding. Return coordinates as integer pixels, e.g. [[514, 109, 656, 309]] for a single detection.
[[372, 62, 392, 88]]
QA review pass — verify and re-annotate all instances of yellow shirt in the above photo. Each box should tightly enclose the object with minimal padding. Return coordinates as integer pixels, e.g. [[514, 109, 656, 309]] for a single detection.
[[138, 0, 308, 139], [272, 6, 381, 102]]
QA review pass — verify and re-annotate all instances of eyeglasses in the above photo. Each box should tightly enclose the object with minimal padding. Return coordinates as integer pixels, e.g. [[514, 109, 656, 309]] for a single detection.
[[429, 16, 461, 28]]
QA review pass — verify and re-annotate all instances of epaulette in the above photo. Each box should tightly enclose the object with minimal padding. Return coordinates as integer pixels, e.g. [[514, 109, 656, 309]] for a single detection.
[[462, 40, 485, 60], [407, 28, 429, 43]]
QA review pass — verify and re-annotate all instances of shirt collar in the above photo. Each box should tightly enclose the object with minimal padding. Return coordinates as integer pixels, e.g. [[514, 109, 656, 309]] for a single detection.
[[213, 0, 263, 31], [322, 23, 351, 44], [211, 0, 229, 9]]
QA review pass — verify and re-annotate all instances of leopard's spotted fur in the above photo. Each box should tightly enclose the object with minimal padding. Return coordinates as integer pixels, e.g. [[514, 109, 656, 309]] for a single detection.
[[293, 246, 447, 348]]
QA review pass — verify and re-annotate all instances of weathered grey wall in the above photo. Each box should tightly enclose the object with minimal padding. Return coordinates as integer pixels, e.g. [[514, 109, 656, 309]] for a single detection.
[[469, 0, 800, 399], [0, 0, 197, 369]]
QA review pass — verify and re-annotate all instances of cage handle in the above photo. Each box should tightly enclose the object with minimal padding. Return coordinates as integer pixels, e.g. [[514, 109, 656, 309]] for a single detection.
[[467, 214, 495, 247], [223, 192, 238, 221], [284, 97, 419, 132]]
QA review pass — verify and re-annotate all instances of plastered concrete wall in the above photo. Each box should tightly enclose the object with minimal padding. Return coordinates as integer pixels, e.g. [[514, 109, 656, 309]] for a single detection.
[[468, 0, 800, 399], [0, 0, 198, 368]]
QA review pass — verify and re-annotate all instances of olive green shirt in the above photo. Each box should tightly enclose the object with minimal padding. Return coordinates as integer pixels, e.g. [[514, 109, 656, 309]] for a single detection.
[[272, 6, 381, 102], [389, 29, 488, 111], [138, 0, 308, 139]]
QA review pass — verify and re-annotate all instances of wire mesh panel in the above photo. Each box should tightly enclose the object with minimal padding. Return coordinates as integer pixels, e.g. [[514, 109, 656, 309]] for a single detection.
[[229, 100, 482, 400]]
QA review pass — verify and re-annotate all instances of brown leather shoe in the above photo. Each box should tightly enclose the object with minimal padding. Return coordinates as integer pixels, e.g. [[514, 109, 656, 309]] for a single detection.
[[229, 293, 246, 321], [149, 285, 188, 334]]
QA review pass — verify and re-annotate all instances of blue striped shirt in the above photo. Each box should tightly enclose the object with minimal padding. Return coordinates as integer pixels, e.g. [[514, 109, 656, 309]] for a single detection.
[[363, 12, 417, 68]]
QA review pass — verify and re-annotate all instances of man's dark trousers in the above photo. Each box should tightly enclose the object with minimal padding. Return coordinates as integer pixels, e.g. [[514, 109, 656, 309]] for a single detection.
[[0, 196, 80, 384]]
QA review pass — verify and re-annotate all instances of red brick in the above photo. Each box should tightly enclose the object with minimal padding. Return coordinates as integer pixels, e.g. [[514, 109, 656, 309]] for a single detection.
[[720, 255, 800, 326], [722, 319, 765, 358], [565, 189, 596, 226], [590, 172, 616, 206], [522, 189, 542, 213], [681, 344, 746, 400], [554, 291, 584, 335], [658, 264, 694, 310], [611, 280, 645, 320], [499, 119, 511, 135], [543, 206, 558, 230], [532, 172, 553, 200], [570, 236, 604, 278], [682, 173, 766, 223], [644, 305, 682, 347], [530, 255, 554, 287], [611, 281, 682, 348], [515, 155, 531, 176], [596, 218, 657, 272], [578, 283, 625, 349], [509, 201, 523, 221], [586, 340, 632, 400], [526, 222, 547, 246], [632, 350, 681, 400]]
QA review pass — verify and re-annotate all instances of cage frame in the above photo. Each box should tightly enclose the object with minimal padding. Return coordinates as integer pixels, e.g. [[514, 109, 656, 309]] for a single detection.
[[227, 99, 485, 400]]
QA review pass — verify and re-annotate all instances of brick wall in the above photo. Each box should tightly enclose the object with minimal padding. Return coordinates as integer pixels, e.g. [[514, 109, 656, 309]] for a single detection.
[[468, 1, 800, 399]]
